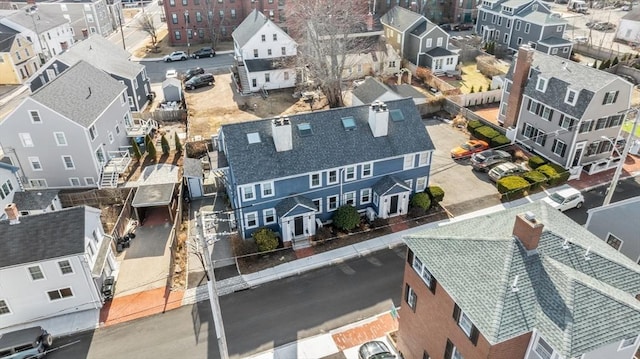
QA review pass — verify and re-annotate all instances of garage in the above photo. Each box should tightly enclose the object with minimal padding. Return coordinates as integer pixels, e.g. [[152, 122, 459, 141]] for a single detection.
[[131, 183, 177, 225]]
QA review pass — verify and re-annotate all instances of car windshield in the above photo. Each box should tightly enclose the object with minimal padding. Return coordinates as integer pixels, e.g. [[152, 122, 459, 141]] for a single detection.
[[475, 153, 487, 162], [461, 143, 472, 150], [549, 193, 566, 204]]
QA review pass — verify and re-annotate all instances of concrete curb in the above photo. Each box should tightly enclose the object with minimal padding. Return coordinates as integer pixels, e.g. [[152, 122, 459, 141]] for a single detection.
[[130, 49, 234, 62], [576, 170, 640, 192]]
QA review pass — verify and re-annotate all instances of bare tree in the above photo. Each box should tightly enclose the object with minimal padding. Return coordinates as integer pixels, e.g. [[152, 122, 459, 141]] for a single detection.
[[286, 0, 370, 108], [137, 13, 159, 48]]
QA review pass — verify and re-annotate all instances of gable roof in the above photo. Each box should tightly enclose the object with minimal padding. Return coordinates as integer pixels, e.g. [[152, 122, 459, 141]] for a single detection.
[[388, 84, 427, 100], [4, 6, 70, 32], [275, 195, 316, 217], [30, 61, 126, 127], [405, 201, 640, 358], [0, 206, 94, 267], [12, 190, 59, 211], [0, 23, 18, 52], [232, 8, 269, 49], [352, 77, 399, 104], [221, 98, 434, 185], [380, 6, 423, 32], [58, 35, 142, 79]]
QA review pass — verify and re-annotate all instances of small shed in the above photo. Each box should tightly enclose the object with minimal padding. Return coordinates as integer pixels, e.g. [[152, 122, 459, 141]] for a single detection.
[[131, 183, 177, 224], [183, 157, 204, 199], [162, 78, 183, 102]]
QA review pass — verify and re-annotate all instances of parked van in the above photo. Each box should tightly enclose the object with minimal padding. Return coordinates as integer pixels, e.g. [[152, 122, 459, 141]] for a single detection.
[[0, 327, 53, 359]]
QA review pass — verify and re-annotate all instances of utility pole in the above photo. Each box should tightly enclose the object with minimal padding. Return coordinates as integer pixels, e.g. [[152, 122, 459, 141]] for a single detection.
[[197, 211, 229, 359], [116, 5, 126, 50], [603, 109, 639, 206], [26, 6, 49, 62]]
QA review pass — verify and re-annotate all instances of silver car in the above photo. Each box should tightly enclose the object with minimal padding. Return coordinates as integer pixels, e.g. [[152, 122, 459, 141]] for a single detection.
[[470, 149, 512, 172], [0, 327, 52, 359], [488, 162, 528, 182]]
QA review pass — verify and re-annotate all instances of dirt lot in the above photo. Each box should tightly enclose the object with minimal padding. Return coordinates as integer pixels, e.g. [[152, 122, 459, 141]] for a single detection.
[[185, 75, 330, 139]]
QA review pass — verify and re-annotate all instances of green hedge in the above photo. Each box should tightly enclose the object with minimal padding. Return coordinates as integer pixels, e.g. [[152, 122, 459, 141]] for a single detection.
[[528, 155, 547, 169], [490, 135, 510, 148], [536, 163, 570, 186], [332, 205, 360, 231], [467, 119, 483, 133], [410, 192, 431, 210], [425, 186, 445, 204], [252, 227, 279, 252], [496, 176, 530, 199], [522, 171, 547, 190], [473, 126, 501, 143]]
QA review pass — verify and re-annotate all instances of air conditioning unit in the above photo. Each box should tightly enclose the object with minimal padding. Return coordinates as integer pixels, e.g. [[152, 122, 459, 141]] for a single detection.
[[366, 207, 377, 222]]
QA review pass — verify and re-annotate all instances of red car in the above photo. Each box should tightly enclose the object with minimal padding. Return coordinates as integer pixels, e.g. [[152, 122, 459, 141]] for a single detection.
[[450, 140, 489, 159]]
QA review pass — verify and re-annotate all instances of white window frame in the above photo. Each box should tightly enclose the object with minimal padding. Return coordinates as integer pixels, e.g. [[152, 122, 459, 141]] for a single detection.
[[69, 177, 81, 186], [552, 139, 566, 157], [54, 132, 67, 146], [108, 132, 114, 144], [58, 260, 73, 275], [244, 211, 258, 229], [405, 179, 413, 191], [29, 179, 47, 188], [260, 182, 274, 197], [312, 198, 323, 213], [85, 177, 95, 186], [534, 337, 553, 359], [19, 133, 34, 147], [551, 48, 558, 55], [619, 336, 639, 350], [47, 287, 74, 301], [29, 156, 42, 171], [418, 152, 430, 166], [344, 166, 356, 181], [263, 208, 276, 225], [343, 191, 356, 206], [412, 256, 435, 289], [327, 195, 339, 211], [0, 299, 10, 315], [416, 177, 428, 192], [458, 311, 474, 337], [406, 285, 417, 310], [28, 265, 45, 280], [361, 162, 373, 178], [536, 77, 547, 92], [327, 169, 338, 185], [309, 172, 322, 188], [62, 155, 75, 170], [360, 188, 372, 204], [89, 125, 98, 141], [29, 110, 42, 123], [426, 38, 432, 47], [604, 91, 617, 104], [565, 89, 578, 105], [403, 154, 415, 170], [605, 233, 623, 251], [241, 185, 255, 201], [524, 23, 531, 33]]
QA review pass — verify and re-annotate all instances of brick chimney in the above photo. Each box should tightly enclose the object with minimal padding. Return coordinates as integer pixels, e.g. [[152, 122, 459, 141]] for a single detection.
[[271, 116, 292, 152], [4, 203, 20, 225], [513, 211, 543, 252], [366, 12, 374, 31], [368, 101, 389, 137], [504, 45, 535, 129]]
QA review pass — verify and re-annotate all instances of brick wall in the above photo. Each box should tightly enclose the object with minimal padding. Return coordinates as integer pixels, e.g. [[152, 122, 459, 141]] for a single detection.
[[397, 250, 531, 359]]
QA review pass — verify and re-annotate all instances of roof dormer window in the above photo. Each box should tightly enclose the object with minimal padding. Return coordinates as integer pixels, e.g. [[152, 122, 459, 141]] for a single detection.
[[565, 89, 578, 105], [536, 77, 548, 92]]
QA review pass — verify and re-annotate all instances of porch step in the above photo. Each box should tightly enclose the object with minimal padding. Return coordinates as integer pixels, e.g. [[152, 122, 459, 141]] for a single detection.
[[236, 65, 252, 95], [100, 171, 118, 189]]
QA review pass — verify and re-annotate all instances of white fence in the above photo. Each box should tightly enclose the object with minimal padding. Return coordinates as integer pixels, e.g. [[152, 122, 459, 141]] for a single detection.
[[449, 89, 502, 107]]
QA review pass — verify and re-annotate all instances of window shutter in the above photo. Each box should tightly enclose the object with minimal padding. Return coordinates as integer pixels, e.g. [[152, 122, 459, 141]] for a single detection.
[[430, 278, 437, 294], [541, 134, 547, 146], [527, 99, 532, 111], [470, 326, 479, 345], [613, 91, 619, 103], [453, 304, 461, 321], [561, 144, 567, 157], [407, 249, 414, 264], [444, 339, 453, 359], [558, 114, 564, 126], [602, 94, 607, 105], [521, 124, 526, 135], [549, 110, 554, 121]]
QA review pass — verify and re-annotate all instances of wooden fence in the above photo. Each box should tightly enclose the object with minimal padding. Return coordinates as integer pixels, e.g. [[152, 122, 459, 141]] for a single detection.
[[140, 109, 187, 122], [167, 184, 184, 290], [110, 188, 136, 239], [58, 188, 131, 208], [443, 99, 506, 135]]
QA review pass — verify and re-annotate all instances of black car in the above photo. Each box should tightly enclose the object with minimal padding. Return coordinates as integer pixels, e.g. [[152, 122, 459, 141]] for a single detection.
[[102, 276, 116, 301], [358, 341, 395, 359], [470, 149, 512, 172], [185, 73, 215, 90], [192, 47, 215, 59], [183, 67, 204, 81]]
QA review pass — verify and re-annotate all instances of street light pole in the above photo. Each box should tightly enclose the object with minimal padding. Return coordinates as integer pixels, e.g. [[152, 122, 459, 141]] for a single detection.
[[26, 7, 49, 62], [116, 5, 126, 50], [603, 110, 639, 206]]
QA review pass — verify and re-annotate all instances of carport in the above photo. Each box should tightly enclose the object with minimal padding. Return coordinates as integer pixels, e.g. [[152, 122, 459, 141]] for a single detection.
[[131, 183, 177, 224]]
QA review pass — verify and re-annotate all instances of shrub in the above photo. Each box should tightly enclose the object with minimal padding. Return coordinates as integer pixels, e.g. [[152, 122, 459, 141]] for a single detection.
[[473, 125, 501, 143], [496, 176, 530, 199], [410, 192, 431, 210], [470, 85, 475, 93], [131, 138, 142, 160], [528, 155, 547, 169], [161, 134, 170, 155], [536, 163, 570, 186], [522, 170, 547, 190], [174, 132, 183, 153], [232, 235, 258, 256], [425, 186, 445, 204], [612, 56, 619, 66], [146, 139, 157, 159], [490, 135, 510, 148], [332, 205, 360, 231], [466, 119, 483, 133], [252, 227, 279, 252]]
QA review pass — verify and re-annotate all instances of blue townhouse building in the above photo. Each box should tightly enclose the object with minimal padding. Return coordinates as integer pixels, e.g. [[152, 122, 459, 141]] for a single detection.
[[215, 98, 435, 247]]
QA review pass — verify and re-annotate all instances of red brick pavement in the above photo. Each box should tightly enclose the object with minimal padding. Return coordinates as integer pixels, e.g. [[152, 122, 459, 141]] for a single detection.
[[331, 313, 398, 351], [570, 154, 640, 191], [100, 286, 184, 327], [294, 246, 315, 259]]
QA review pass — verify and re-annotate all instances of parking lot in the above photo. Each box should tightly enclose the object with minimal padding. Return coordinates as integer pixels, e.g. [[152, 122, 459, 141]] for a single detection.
[[424, 118, 503, 216]]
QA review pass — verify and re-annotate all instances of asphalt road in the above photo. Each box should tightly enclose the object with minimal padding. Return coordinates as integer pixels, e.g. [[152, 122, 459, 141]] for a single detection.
[[563, 176, 640, 224], [140, 54, 235, 83], [46, 247, 406, 359]]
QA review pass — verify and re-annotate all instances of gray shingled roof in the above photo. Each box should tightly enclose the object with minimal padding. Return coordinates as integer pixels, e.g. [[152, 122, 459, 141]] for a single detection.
[[58, 36, 142, 79], [0, 23, 18, 52], [12, 190, 59, 211], [426, 47, 454, 57], [275, 196, 316, 217], [352, 77, 396, 104], [380, 6, 423, 32], [516, 2, 566, 24], [371, 175, 409, 195], [5, 6, 70, 32], [30, 61, 126, 127], [232, 8, 269, 50], [538, 36, 572, 46], [507, 49, 624, 119], [501, 0, 532, 8], [0, 206, 89, 267], [183, 157, 202, 178], [221, 98, 434, 185], [388, 84, 427, 100], [404, 201, 640, 358]]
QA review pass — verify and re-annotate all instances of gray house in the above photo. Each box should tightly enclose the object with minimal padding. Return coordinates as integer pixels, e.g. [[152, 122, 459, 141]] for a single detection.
[[499, 46, 633, 177], [475, 0, 572, 58], [381, 6, 459, 73], [0, 60, 134, 189], [29, 36, 151, 112], [352, 77, 426, 106], [585, 196, 640, 264]]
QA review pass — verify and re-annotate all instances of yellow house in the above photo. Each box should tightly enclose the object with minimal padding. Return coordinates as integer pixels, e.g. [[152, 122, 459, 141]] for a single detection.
[[0, 24, 40, 85]]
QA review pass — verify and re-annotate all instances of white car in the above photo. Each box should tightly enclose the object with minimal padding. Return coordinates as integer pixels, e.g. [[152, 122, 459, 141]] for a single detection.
[[163, 51, 188, 62], [542, 187, 584, 211], [574, 36, 588, 44], [165, 69, 178, 79]]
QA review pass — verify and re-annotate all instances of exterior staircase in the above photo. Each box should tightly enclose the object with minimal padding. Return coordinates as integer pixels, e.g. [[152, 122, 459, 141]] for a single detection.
[[98, 151, 132, 189], [236, 64, 252, 95]]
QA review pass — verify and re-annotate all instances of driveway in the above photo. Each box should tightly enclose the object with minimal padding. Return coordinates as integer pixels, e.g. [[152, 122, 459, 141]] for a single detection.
[[425, 118, 502, 216]]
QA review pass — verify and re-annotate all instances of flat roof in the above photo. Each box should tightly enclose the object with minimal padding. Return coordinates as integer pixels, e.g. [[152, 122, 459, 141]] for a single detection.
[[132, 183, 175, 207]]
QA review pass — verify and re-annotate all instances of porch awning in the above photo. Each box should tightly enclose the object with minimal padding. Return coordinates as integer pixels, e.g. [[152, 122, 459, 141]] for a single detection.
[[372, 175, 411, 196], [276, 195, 317, 217], [132, 183, 176, 207], [92, 235, 112, 277]]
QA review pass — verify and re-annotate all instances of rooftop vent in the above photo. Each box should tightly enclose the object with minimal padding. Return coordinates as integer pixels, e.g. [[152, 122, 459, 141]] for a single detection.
[[247, 132, 261, 144], [342, 116, 356, 131], [297, 123, 312, 137]]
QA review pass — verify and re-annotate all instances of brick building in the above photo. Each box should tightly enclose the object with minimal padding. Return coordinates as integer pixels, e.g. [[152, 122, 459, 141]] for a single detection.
[[163, 0, 286, 46], [398, 201, 640, 359]]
